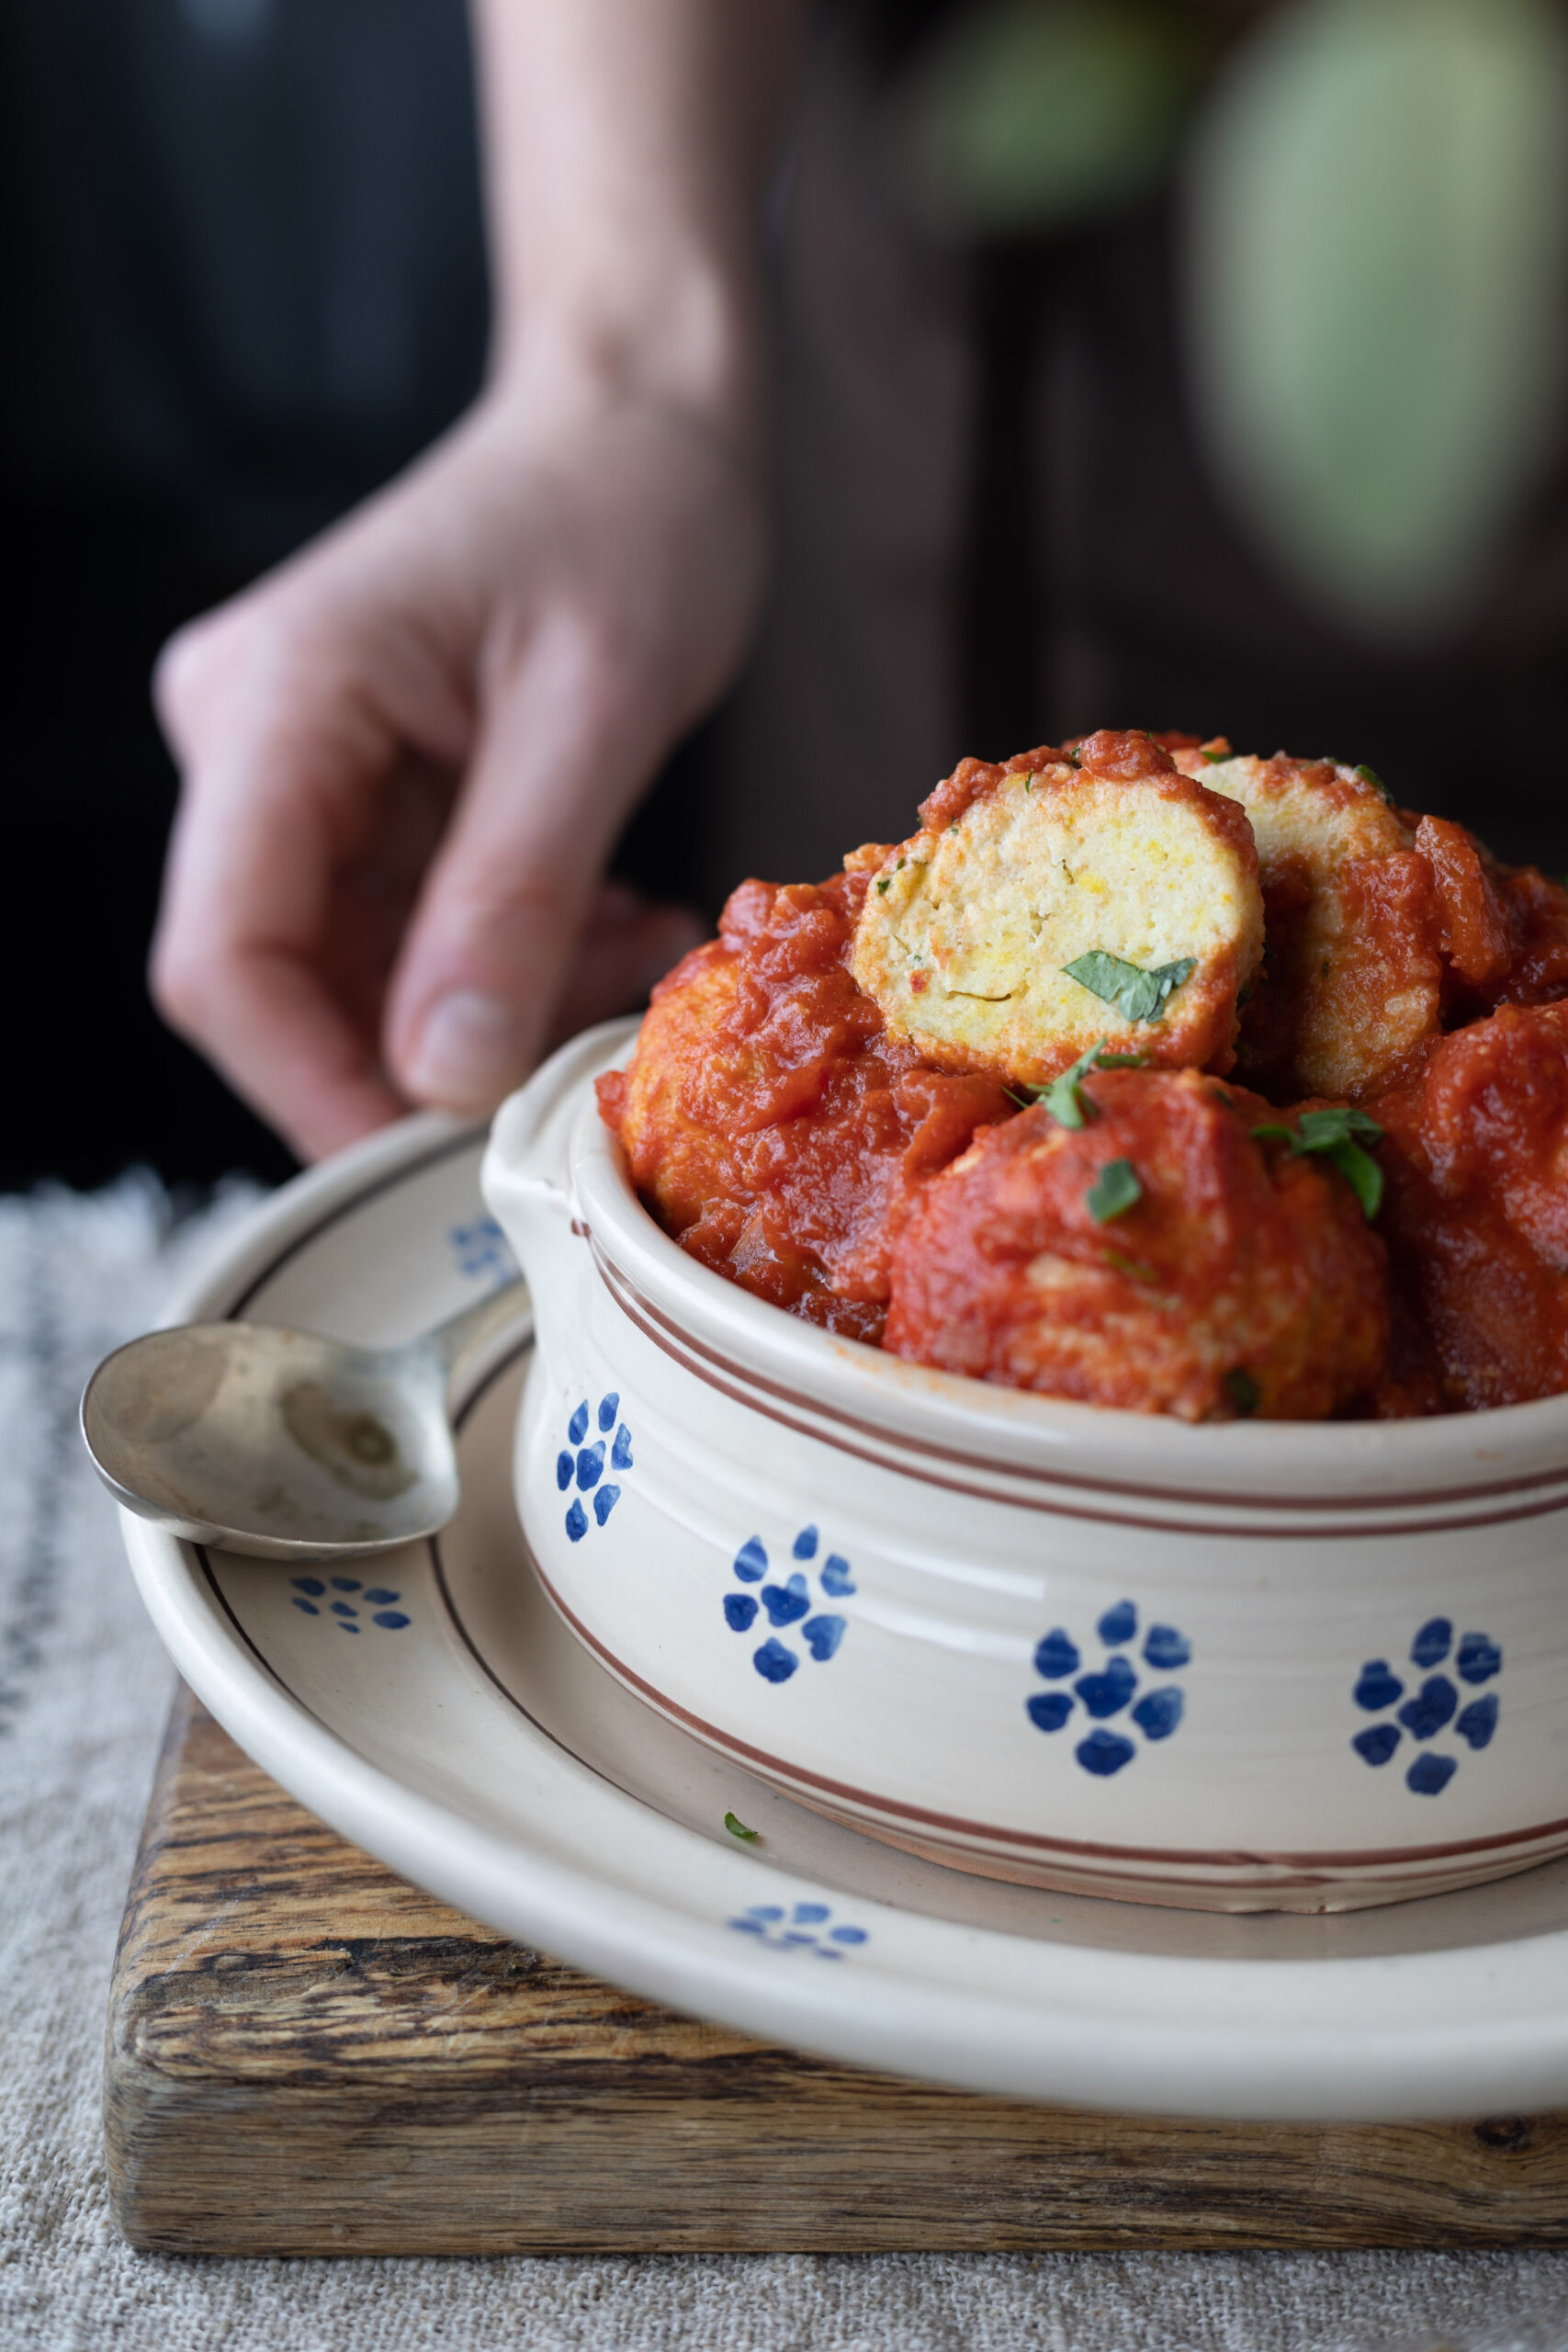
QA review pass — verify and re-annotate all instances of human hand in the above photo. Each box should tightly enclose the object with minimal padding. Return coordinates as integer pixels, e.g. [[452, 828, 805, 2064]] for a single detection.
[[151, 367, 763, 1160]]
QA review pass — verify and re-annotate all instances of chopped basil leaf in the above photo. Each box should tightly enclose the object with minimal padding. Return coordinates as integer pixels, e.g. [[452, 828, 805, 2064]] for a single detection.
[[1354, 763, 1393, 804], [1251, 1106, 1385, 1219], [1086, 1158, 1142, 1224], [1201, 750, 1225, 764], [1325, 1139, 1383, 1219], [724, 1811, 759, 1842], [1014, 1039, 1151, 1129], [1063, 950, 1197, 1025], [1295, 1105, 1384, 1150], [874, 876, 891, 893], [1043, 1042, 1103, 1130], [1224, 1367, 1261, 1416], [1105, 1249, 1158, 1283]]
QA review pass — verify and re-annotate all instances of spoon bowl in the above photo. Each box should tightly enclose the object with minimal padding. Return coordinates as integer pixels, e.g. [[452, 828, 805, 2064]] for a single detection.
[[82, 1280, 528, 1560]]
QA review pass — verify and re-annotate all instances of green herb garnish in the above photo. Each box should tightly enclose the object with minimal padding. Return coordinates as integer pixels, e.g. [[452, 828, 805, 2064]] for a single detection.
[[1224, 1367, 1261, 1417], [1043, 1048, 1100, 1131], [1038, 1038, 1147, 1129], [1063, 950, 1197, 1025], [724, 1812, 759, 1843], [1002, 1039, 1148, 1126], [1252, 1106, 1385, 1220], [1086, 1158, 1143, 1224], [1354, 763, 1393, 804], [1105, 1249, 1158, 1283]]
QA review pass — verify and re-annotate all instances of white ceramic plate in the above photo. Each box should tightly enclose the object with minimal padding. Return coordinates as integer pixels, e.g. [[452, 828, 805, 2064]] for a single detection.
[[120, 1114, 1568, 2122]]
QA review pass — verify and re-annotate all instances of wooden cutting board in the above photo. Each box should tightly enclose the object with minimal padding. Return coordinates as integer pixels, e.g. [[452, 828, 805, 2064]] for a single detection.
[[103, 1686, 1568, 2256]]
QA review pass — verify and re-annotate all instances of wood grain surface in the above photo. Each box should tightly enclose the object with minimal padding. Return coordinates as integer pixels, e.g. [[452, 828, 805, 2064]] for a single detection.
[[103, 1687, 1568, 2255]]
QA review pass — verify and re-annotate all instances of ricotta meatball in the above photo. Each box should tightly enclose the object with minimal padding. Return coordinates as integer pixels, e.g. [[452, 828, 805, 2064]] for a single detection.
[[599, 866, 1014, 1339], [852, 729, 1263, 1091], [1421, 822, 1568, 1021], [885, 1067, 1388, 1420], [1166, 741, 1441, 1102], [1371, 1001, 1568, 1410], [1490, 862, 1568, 1010]]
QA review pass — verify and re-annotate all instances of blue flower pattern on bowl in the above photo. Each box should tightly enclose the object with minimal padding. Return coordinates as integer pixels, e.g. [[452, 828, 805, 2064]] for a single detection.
[[558, 1393, 633, 1542], [724, 1524, 852, 1683], [290, 1575, 409, 1632], [1351, 1617, 1501, 1794], [728, 1900, 869, 1957], [1025, 1599, 1190, 1777], [447, 1215, 518, 1284]]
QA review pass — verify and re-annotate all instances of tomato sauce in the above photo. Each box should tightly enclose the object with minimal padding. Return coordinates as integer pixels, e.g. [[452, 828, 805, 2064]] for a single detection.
[[1369, 1002, 1568, 1409], [599, 866, 1017, 1339]]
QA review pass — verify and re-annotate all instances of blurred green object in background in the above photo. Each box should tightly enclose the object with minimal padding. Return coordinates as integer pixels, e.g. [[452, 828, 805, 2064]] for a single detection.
[[910, 0, 1208, 232], [1185, 0, 1568, 636]]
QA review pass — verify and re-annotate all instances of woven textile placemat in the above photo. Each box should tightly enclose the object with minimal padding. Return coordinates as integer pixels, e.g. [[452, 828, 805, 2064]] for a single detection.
[[4, 1174, 1568, 2352]]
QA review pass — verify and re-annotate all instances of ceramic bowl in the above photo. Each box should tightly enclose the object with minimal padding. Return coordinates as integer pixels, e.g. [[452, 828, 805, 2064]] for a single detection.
[[482, 1018, 1568, 1915]]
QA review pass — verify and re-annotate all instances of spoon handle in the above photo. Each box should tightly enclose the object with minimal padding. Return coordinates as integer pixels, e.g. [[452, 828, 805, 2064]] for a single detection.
[[425, 1275, 532, 1386]]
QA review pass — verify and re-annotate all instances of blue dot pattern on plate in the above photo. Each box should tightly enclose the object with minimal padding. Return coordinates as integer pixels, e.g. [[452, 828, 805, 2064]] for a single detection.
[[447, 1215, 518, 1284], [1025, 1600, 1190, 1776], [289, 1576, 410, 1633], [1350, 1617, 1501, 1794], [559, 1393, 632, 1541], [724, 1525, 852, 1681], [728, 1900, 870, 1957]]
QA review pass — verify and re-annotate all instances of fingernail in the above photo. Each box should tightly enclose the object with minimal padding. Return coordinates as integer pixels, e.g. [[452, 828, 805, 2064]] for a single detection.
[[405, 990, 525, 1109]]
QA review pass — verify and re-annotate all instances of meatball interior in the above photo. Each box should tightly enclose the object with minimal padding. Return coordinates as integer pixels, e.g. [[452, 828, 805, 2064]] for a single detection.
[[1166, 742, 1441, 1102], [852, 729, 1262, 1090]]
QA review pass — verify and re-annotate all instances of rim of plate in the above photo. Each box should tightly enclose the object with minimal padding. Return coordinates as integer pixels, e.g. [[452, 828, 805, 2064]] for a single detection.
[[119, 1106, 1568, 2123]]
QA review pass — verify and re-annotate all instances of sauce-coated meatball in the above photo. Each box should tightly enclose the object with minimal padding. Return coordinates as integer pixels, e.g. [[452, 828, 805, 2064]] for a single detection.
[[884, 1069, 1388, 1420]]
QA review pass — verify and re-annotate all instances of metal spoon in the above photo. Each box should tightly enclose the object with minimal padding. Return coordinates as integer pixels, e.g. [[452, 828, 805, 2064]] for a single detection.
[[81, 1278, 530, 1561]]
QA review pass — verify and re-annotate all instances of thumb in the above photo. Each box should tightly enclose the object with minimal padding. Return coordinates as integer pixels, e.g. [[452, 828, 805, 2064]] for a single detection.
[[383, 613, 666, 1110]]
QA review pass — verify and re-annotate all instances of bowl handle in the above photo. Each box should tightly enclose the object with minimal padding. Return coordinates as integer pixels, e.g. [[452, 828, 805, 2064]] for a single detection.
[[480, 1019, 639, 1366]]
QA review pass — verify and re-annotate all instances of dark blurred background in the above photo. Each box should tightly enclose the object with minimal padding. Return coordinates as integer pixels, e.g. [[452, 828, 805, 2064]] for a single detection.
[[5, 0, 1567, 1190]]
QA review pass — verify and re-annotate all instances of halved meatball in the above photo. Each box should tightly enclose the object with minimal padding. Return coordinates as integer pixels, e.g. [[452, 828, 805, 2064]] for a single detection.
[[884, 1067, 1388, 1421], [1166, 742, 1441, 1102], [852, 729, 1263, 1091]]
